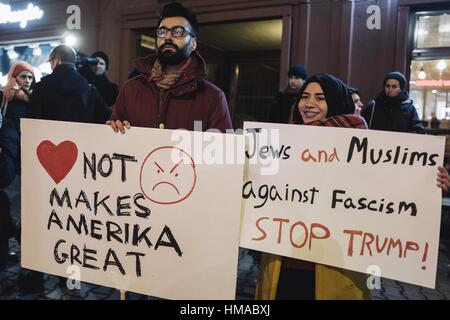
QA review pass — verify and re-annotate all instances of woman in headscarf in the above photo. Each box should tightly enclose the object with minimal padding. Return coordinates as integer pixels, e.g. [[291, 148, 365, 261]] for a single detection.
[[361, 71, 423, 133], [255, 73, 450, 300], [255, 74, 371, 300], [0, 61, 35, 132]]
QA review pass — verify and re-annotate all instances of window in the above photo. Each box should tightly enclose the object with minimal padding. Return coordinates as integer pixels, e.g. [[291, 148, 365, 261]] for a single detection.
[[410, 10, 450, 125]]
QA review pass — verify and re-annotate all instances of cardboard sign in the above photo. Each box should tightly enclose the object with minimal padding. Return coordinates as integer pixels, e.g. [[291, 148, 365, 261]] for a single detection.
[[21, 119, 244, 299], [240, 121, 445, 288]]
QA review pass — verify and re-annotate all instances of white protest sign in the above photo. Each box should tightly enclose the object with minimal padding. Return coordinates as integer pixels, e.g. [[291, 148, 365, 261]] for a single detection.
[[240, 121, 445, 288], [21, 119, 244, 299]]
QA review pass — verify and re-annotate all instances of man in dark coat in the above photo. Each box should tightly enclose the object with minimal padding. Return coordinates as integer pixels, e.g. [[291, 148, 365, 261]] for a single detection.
[[109, 2, 232, 133], [79, 51, 119, 107], [29, 45, 111, 123], [22, 44, 111, 297]]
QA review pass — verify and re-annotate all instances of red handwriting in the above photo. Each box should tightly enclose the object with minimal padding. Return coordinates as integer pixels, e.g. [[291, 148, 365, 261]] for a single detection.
[[253, 217, 330, 250], [300, 147, 340, 163], [343, 229, 429, 270]]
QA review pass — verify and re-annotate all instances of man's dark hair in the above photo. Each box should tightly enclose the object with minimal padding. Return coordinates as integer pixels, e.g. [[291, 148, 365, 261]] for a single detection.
[[51, 45, 76, 64], [157, 2, 199, 37]]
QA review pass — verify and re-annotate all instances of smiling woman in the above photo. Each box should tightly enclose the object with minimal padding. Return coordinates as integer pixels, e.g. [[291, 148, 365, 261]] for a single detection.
[[257, 73, 371, 300]]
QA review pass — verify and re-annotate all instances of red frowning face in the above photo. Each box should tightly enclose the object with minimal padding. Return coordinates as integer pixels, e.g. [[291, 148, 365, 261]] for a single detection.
[[140, 146, 196, 205]]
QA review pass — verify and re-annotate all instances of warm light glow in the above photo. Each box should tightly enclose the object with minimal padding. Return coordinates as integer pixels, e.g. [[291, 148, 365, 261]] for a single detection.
[[418, 68, 426, 80], [64, 34, 77, 47], [437, 60, 447, 71], [7, 48, 18, 60], [432, 90, 438, 94]]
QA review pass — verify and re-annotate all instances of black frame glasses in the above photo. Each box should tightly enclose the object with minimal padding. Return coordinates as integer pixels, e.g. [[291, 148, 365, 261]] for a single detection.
[[156, 26, 195, 38]]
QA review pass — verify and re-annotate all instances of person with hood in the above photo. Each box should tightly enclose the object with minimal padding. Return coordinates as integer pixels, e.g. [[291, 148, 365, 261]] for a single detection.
[[255, 73, 450, 300], [256, 74, 370, 300], [1, 61, 35, 132], [270, 64, 308, 124], [0, 62, 34, 271], [361, 71, 423, 133], [108, 2, 232, 134], [28, 44, 111, 124]]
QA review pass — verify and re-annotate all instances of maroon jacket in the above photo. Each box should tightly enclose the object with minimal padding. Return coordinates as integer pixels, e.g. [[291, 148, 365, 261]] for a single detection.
[[111, 51, 232, 132]]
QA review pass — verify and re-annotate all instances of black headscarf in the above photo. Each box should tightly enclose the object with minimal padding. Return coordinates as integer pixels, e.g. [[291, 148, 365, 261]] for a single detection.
[[292, 73, 354, 124]]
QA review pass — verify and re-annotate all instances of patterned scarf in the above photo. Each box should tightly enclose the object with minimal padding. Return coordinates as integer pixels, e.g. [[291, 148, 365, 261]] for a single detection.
[[309, 114, 367, 129], [150, 57, 192, 90]]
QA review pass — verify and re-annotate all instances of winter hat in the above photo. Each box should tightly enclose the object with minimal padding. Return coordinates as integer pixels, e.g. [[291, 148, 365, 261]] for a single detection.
[[7, 61, 35, 80], [92, 51, 110, 70], [383, 71, 407, 91], [3, 61, 35, 102], [288, 64, 308, 80]]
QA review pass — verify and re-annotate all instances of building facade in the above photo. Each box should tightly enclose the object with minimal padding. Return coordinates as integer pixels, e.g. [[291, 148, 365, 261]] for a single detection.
[[0, 0, 449, 125]]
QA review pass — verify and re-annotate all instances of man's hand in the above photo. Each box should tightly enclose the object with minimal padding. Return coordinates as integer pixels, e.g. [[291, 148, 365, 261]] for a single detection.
[[106, 120, 130, 134], [437, 166, 450, 193]]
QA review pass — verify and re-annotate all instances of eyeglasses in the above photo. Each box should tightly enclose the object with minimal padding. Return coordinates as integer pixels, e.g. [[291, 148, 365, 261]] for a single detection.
[[48, 57, 55, 64], [156, 26, 195, 38]]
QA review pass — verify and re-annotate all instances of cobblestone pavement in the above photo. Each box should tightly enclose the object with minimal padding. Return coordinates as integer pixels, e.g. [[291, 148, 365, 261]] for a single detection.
[[1, 240, 449, 300]]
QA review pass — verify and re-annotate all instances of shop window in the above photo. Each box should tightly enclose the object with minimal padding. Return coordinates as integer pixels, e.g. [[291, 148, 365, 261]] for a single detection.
[[410, 9, 450, 126], [410, 59, 450, 122], [416, 13, 450, 48], [0, 42, 61, 87]]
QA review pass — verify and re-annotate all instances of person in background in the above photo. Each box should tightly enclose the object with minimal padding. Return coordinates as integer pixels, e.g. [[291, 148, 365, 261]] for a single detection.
[[361, 71, 423, 133], [0, 62, 35, 272], [78, 51, 119, 107], [29, 44, 111, 124], [430, 112, 440, 129], [270, 64, 308, 124], [348, 87, 363, 116], [0, 61, 35, 132]]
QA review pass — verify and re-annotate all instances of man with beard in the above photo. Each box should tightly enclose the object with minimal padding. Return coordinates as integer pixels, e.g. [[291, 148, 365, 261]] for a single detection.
[[109, 2, 232, 133]]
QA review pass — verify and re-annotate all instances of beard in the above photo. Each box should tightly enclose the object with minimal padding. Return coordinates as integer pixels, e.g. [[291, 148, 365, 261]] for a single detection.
[[157, 42, 192, 66]]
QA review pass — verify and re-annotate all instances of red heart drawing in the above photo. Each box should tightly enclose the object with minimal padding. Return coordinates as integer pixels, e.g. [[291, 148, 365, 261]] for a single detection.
[[36, 140, 78, 184]]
